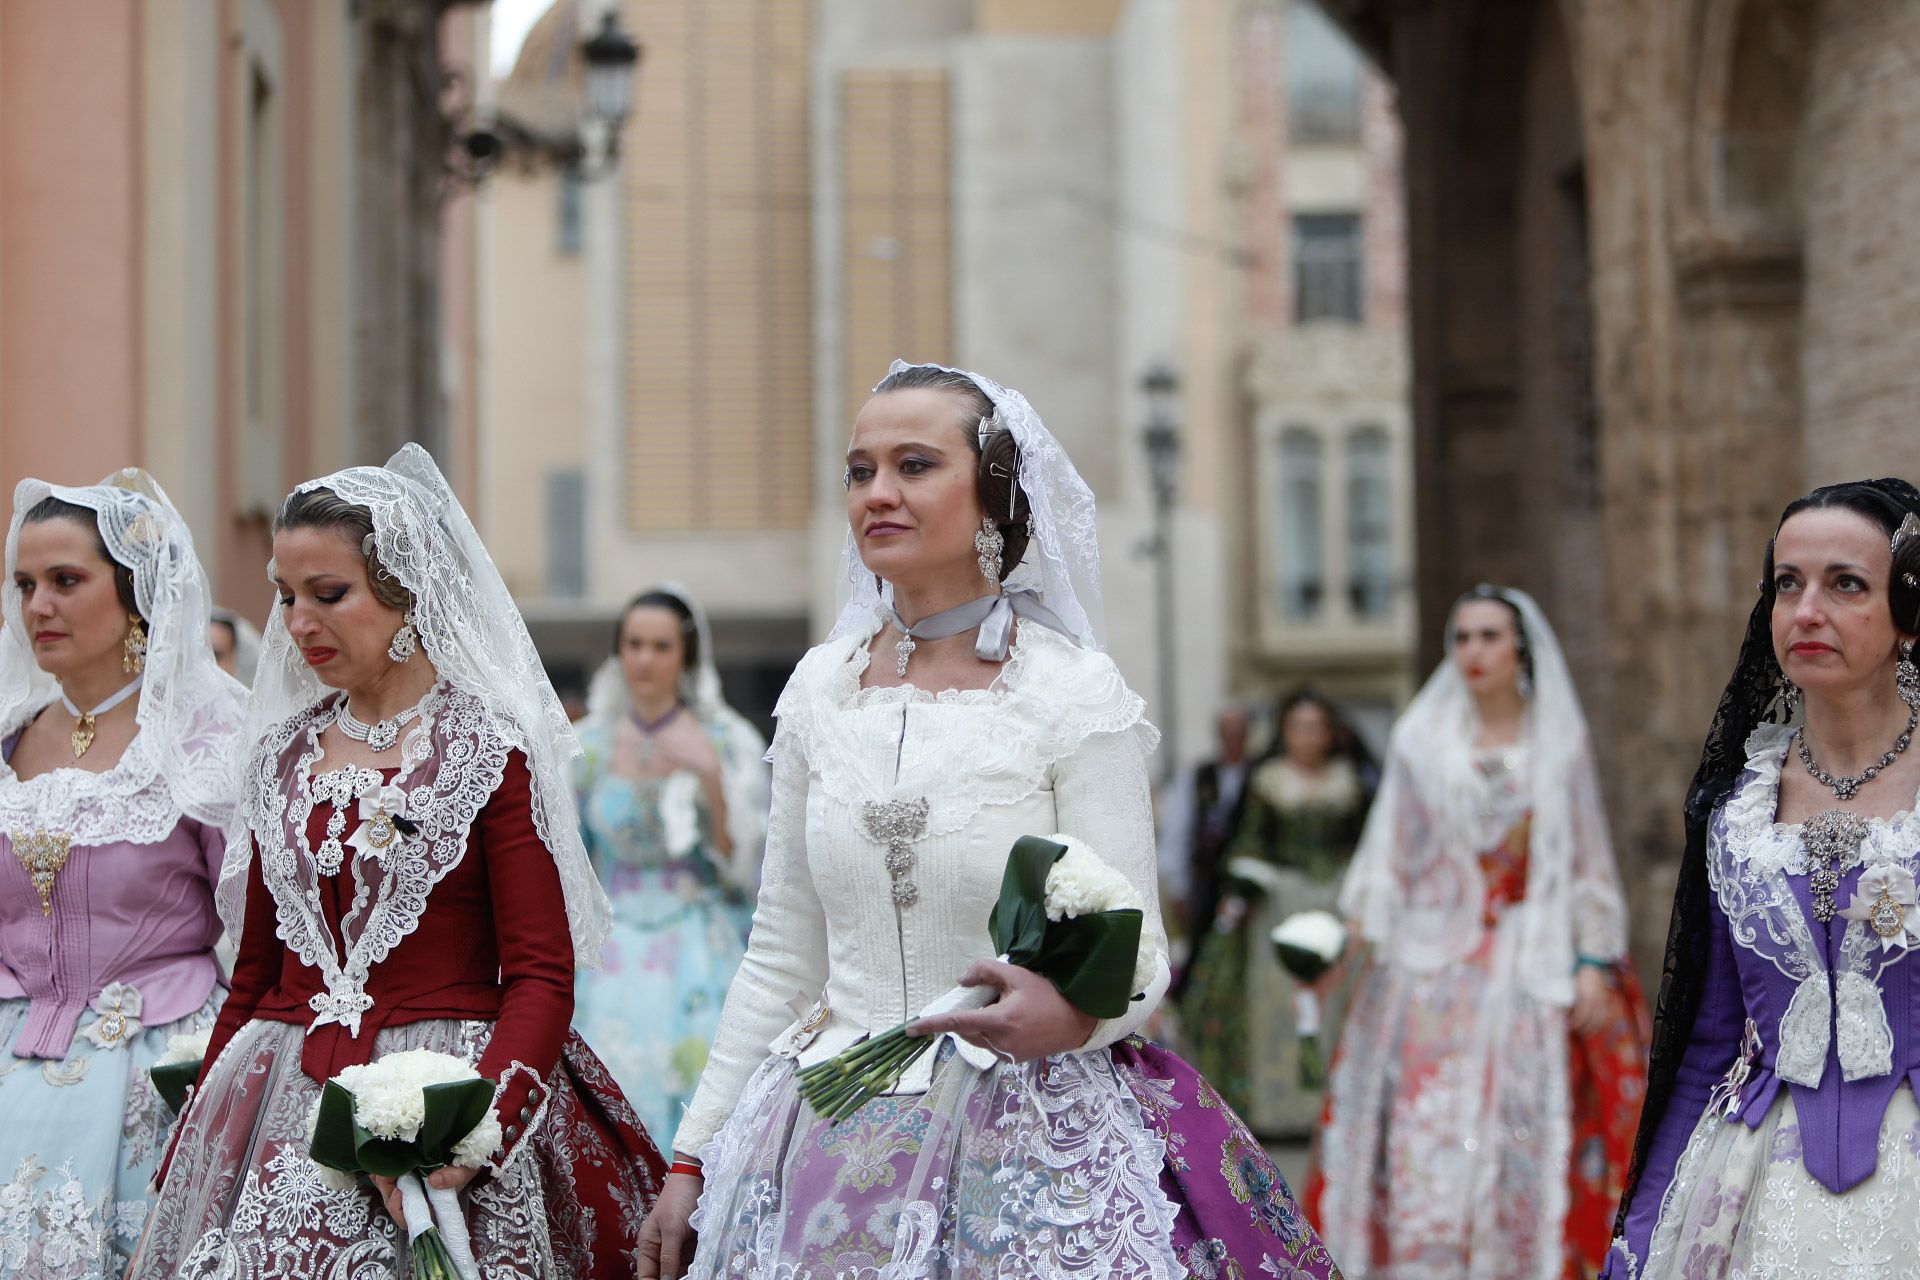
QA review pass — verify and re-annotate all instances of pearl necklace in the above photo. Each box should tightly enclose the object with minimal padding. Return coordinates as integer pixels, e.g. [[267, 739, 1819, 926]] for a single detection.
[[338, 690, 429, 753]]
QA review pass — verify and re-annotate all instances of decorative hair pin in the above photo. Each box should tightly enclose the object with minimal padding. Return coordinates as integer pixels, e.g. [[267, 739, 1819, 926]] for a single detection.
[[1894, 512, 1920, 555], [361, 532, 378, 557]]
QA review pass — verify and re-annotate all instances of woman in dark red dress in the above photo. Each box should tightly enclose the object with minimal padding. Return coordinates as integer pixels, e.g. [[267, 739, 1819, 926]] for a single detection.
[[133, 446, 661, 1278]]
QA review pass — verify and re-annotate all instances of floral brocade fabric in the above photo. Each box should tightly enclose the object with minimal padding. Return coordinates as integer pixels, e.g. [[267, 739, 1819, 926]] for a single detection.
[[130, 1019, 662, 1279], [1307, 815, 1647, 1280], [688, 1036, 1340, 1280]]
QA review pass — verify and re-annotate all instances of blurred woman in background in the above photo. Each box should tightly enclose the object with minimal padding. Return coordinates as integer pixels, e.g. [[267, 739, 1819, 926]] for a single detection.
[[571, 584, 769, 1141], [1180, 688, 1374, 1136], [1309, 584, 1647, 1280]]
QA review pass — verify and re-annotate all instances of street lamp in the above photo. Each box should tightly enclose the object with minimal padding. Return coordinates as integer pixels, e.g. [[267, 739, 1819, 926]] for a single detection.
[[581, 11, 642, 136], [1139, 362, 1182, 781], [457, 8, 643, 183]]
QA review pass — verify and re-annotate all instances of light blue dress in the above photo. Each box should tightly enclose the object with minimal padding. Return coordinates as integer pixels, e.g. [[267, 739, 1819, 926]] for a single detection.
[[571, 715, 763, 1143]]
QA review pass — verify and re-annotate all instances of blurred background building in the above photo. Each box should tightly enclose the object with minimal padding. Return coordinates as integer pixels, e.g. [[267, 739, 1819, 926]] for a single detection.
[[0, 0, 489, 614], [478, 0, 1418, 752]]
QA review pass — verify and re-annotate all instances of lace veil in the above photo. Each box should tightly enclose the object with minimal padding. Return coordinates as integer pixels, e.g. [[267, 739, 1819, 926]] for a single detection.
[[219, 444, 611, 966], [0, 469, 247, 841], [827, 359, 1105, 650], [1338, 585, 1625, 1006], [583, 582, 770, 884]]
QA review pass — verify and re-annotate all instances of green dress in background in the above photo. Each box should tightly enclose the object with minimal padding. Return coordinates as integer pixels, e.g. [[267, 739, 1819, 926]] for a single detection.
[[1179, 755, 1369, 1137]]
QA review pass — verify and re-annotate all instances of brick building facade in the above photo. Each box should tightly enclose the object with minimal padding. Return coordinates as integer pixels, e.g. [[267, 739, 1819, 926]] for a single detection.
[[1320, 0, 1920, 969]]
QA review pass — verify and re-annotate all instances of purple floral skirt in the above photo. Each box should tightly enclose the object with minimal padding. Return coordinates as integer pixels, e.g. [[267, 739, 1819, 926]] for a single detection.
[[688, 1035, 1342, 1279]]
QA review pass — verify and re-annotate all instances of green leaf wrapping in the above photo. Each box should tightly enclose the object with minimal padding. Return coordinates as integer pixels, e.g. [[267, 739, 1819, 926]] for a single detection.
[[1273, 940, 1338, 986], [149, 1059, 201, 1114], [414, 1079, 497, 1168], [987, 834, 1145, 1020], [308, 1077, 498, 1177]]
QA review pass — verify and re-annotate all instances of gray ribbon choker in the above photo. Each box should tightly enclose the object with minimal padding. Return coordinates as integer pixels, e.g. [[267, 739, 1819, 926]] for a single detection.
[[886, 588, 1071, 677]]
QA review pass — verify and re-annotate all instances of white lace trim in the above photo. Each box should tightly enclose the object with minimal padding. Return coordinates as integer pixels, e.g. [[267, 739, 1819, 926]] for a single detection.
[[776, 617, 1156, 842], [1712, 724, 1920, 1088], [0, 473, 247, 844], [1722, 724, 1920, 876], [246, 685, 509, 1036]]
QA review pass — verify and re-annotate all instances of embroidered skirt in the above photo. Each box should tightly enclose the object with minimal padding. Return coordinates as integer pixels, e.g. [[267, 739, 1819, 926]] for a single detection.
[[0, 992, 221, 1280], [129, 1017, 662, 1279], [574, 859, 751, 1141], [1623, 1084, 1920, 1280], [688, 1036, 1342, 1279]]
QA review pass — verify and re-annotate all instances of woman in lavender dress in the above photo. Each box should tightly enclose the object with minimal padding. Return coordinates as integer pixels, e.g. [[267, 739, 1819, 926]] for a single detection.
[[0, 471, 245, 1276], [1609, 478, 1920, 1279], [636, 361, 1341, 1280]]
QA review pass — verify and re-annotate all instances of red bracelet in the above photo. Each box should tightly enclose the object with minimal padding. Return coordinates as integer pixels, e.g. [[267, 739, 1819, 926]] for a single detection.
[[669, 1161, 704, 1179]]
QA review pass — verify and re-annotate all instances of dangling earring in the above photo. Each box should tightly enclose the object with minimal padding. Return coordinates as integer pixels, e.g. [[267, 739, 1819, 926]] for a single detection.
[[1517, 667, 1533, 701], [122, 614, 147, 675], [387, 609, 419, 664], [1898, 640, 1920, 710], [1778, 672, 1800, 719], [974, 517, 1005, 583]]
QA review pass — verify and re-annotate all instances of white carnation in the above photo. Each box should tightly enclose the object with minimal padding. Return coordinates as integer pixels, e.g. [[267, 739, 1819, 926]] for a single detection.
[[451, 1109, 504, 1169], [154, 1028, 213, 1068], [1269, 910, 1347, 964], [1041, 836, 1143, 921], [1224, 856, 1286, 897], [337, 1049, 486, 1143]]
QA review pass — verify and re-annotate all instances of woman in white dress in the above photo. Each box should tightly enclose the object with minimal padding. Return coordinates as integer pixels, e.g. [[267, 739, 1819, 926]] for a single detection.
[[637, 361, 1341, 1280]]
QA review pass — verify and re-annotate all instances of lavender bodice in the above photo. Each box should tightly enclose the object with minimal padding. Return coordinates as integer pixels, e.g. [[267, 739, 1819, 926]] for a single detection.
[[1612, 732, 1920, 1270], [0, 816, 226, 1059]]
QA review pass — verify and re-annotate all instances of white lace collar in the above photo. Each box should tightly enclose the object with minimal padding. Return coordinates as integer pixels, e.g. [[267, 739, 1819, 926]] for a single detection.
[[247, 684, 512, 1036], [772, 612, 1154, 842], [1721, 723, 1920, 876], [0, 699, 227, 847]]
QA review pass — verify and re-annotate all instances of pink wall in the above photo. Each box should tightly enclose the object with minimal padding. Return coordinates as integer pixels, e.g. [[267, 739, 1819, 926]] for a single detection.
[[0, 1, 144, 496]]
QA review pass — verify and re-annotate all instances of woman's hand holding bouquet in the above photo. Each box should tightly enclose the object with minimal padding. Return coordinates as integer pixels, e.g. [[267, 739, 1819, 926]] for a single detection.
[[306, 1048, 503, 1280], [797, 833, 1152, 1121]]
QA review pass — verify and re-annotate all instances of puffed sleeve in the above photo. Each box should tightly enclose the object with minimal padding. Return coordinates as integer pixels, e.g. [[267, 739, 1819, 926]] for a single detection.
[[1605, 891, 1745, 1274], [1052, 723, 1172, 1052], [1568, 737, 1631, 962], [473, 750, 576, 1166], [671, 721, 827, 1157]]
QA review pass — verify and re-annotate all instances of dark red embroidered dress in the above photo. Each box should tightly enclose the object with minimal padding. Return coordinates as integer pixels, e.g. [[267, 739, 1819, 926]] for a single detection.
[[134, 686, 662, 1278]]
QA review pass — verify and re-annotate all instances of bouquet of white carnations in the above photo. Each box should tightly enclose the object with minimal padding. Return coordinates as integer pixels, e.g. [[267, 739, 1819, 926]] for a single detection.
[[149, 1028, 213, 1113], [798, 834, 1151, 1122], [1270, 910, 1348, 1089], [306, 1049, 502, 1280]]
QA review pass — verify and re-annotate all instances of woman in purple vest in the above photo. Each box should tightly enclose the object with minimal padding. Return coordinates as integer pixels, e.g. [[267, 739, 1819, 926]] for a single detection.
[[1608, 477, 1920, 1278]]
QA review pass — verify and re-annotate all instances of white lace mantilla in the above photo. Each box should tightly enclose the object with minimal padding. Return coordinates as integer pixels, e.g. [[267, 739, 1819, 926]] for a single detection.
[[1712, 724, 1920, 1086], [243, 685, 510, 1036], [0, 471, 247, 847]]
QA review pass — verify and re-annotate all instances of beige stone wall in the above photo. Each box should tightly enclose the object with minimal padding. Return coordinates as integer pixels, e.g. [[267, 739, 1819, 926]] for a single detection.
[[621, 0, 813, 535], [1318, 0, 1920, 976], [1799, 1, 1920, 485]]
